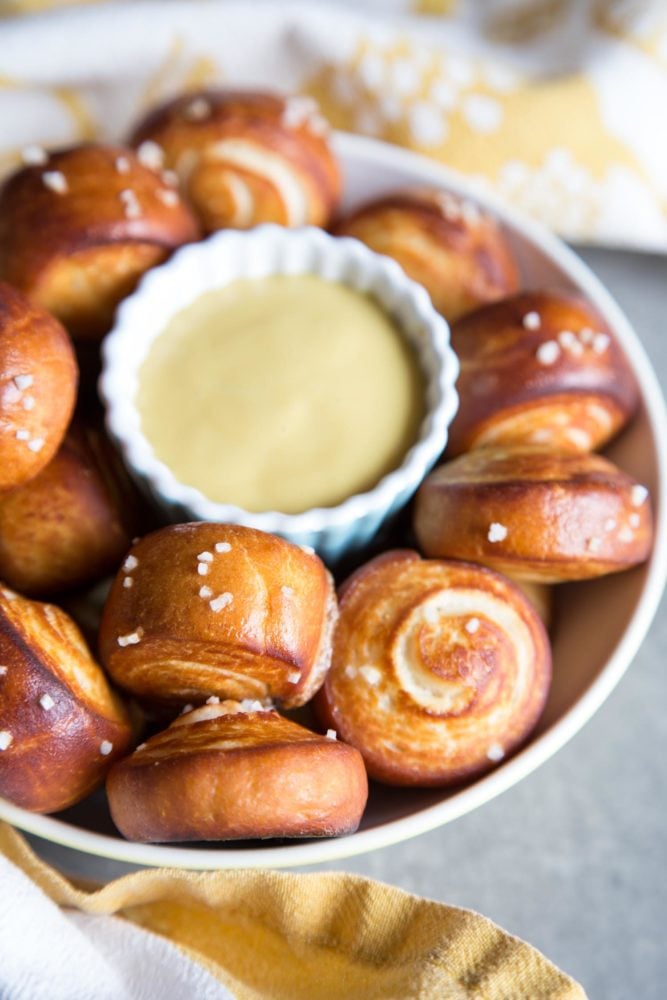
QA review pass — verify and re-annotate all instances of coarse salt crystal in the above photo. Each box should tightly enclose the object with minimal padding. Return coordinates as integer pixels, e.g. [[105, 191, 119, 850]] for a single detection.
[[0, 731, 13, 751], [344, 664, 357, 679], [123, 554, 139, 572], [197, 562, 209, 576], [162, 169, 179, 187], [115, 155, 131, 174], [465, 617, 480, 634], [215, 542, 231, 553], [360, 664, 381, 685], [536, 340, 560, 366], [579, 326, 594, 344], [629, 512, 641, 528], [22, 145, 48, 166], [487, 522, 508, 543], [487, 743, 505, 762], [206, 696, 221, 705], [123, 577, 134, 589], [117, 630, 142, 647], [22, 396, 35, 411], [197, 551, 213, 562], [210, 592, 233, 612], [326, 729, 337, 740], [157, 188, 179, 207], [199, 585, 213, 599], [586, 536, 602, 552], [184, 97, 211, 121], [281, 586, 294, 597], [136, 742, 147, 751], [300, 544, 315, 555], [522, 311, 540, 330], [0, 666, 7, 676], [100, 740, 113, 756], [631, 485, 648, 507], [15, 429, 30, 441], [604, 518, 617, 532], [28, 438, 44, 453], [42, 170, 68, 194], [181, 703, 194, 715], [592, 332, 610, 354], [119, 188, 142, 219], [13, 374, 33, 391], [39, 693, 55, 711], [136, 140, 164, 171], [619, 526, 634, 543], [287, 670, 301, 683]]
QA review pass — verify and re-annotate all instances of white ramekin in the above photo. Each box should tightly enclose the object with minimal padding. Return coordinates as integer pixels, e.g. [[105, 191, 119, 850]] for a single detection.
[[100, 224, 459, 561]]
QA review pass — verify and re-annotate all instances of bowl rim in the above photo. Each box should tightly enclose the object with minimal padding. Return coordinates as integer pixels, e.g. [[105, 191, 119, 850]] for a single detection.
[[3, 131, 666, 869], [99, 223, 459, 536]]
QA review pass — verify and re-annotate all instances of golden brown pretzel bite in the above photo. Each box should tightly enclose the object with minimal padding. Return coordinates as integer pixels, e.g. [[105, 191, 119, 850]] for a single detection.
[[0, 144, 199, 340], [130, 90, 341, 232], [0, 423, 143, 596], [414, 446, 653, 582], [314, 550, 551, 787], [0, 586, 132, 812], [333, 187, 519, 321], [0, 282, 77, 491], [99, 523, 337, 708], [107, 700, 368, 842], [446, 291, 638, 456]]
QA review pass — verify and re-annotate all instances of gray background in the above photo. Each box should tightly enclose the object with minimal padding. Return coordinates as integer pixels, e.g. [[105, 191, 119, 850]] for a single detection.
[[29, 248, 666, 1000]]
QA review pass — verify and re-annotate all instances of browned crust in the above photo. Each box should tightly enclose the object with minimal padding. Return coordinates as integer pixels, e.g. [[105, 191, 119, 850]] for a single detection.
[[98, 523, 337, 708], [0, 422, 143, 596], [0, 144, 200, 337], [0, 587, 132, 813], [414, 446, 653, 581], [447, 291, 639, 455], [106, 708, 368, 842], [314, 551, 551, 786], [0, 282, 78, 490], [333, 187, 519, 321], [130, 89, 341, 230]]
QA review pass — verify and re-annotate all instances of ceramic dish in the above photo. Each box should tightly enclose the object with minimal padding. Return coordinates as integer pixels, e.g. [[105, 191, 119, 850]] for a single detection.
[[100, 225, 458, 563], [0, 132, 665, 870]]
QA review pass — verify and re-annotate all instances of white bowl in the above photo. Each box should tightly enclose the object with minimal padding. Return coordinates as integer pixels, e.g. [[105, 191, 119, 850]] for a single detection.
[[1, 133, 665, 871], [99, 224, 458, 563]]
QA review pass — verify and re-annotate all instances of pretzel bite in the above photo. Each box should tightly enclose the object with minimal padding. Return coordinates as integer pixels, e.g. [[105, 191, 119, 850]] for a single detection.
[[99, 523, 337, 708], [333, 188, 519, 322], [414, 446, 653, 582], [107, 700, 367, 842], [0, 144, 199, 340], [0, 423, 143, 596], [446, 291, 638, 456], [314, 551, 550, 787], [0, 282, 77, 491], [129, 90, 341, 232], [0, 586, 132, 812]]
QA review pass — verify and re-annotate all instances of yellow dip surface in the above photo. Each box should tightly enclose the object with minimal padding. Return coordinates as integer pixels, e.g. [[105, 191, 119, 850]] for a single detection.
[[137, 274, 424, 513]]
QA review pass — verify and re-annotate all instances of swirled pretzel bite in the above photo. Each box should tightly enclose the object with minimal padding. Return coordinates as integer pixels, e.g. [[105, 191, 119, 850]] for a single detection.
[[0, 144, 199, 340], [446, 291, 638, 456], [414, 446, 653, 582], [0, 282, 77, 491], [314, 551, 551, 787], [0, 423, 143, 596], [333, 187, 519, 322], [107, 700, 368, 842], [99, 523, 337, 708], [129, 90, 341, 232], [0, 586, 132, 812]]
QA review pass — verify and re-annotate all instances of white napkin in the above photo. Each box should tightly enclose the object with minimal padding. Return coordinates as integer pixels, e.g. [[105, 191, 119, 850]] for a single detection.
[[0, 854, 235, 1000]]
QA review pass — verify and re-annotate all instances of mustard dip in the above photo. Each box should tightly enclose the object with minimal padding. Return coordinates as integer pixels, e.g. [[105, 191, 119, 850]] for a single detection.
[[137, 274, 424, 513]]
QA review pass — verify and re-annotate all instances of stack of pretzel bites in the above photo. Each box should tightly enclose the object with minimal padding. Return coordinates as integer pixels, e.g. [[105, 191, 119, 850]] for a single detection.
[[0, 90, 653, 843]]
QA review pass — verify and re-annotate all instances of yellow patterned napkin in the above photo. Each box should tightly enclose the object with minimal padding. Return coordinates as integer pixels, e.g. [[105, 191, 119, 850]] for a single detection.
[[0, 823, 587, 999], [1, 0, 666, 249]]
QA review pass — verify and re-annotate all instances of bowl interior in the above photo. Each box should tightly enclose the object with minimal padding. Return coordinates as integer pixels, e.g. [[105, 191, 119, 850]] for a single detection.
[[2, 132, 665, 871]]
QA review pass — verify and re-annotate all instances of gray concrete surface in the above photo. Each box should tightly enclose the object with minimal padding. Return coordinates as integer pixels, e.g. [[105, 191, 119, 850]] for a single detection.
[[29, 248, 667, 999]]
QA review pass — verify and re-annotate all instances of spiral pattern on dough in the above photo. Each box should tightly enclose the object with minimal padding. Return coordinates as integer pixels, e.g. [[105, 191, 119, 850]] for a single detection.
[[315, 551, 551, 787]]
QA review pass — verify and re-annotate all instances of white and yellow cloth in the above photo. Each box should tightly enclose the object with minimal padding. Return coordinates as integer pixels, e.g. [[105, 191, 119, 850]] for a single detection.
[[1, 0, 667, 249]]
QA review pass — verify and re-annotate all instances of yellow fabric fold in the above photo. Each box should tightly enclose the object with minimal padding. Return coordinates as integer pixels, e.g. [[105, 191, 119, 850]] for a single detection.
[[0, 823, 587, 999]]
